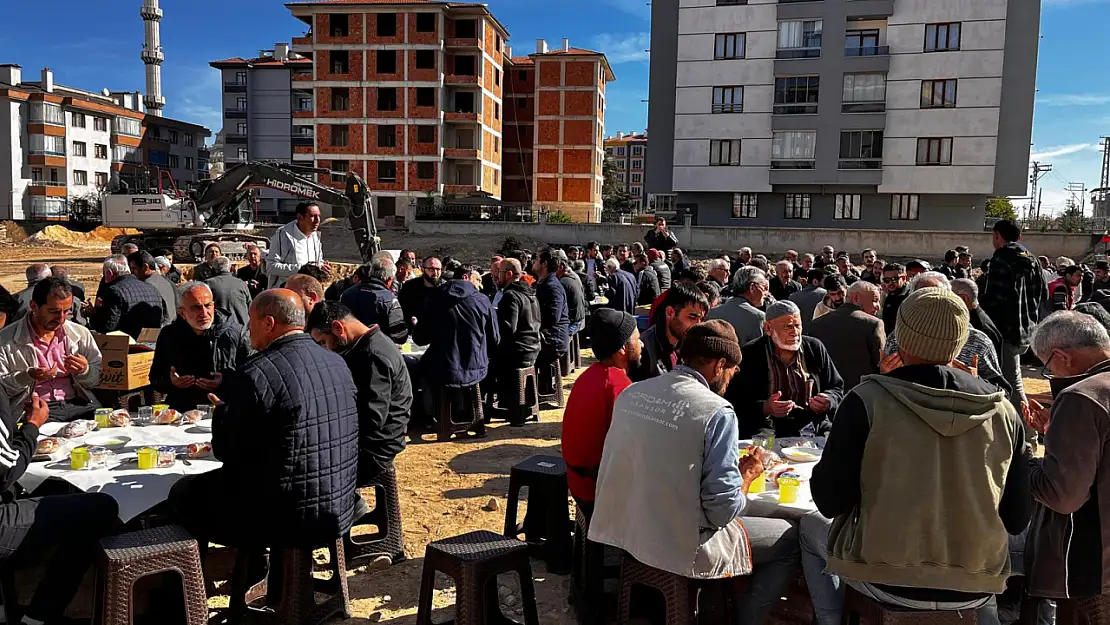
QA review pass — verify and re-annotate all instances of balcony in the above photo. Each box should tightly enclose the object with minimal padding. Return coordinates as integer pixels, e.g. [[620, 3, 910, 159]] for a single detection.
[[292, 135, 315, 147], [845, 45, 889, 57], [225, 108, 247, 119], [147, 134, 170, 144], [773, 103, 818, 115], [712, 103, 743, 114], [445, 184, 479, 195], [770, 160, 816, 169], [444, 147, 480, 159], [838, 158, 882, 170], [444, 111, 479, 122], [842, 101, 885, 113], [716, 0, 747, 4], [224, 81, 247, 93], [225, 133, 247, 145], [445, 73, 480, 85], [776, 47, 821, 59], [198, 147, 211, 158], [28, 180, 67, 197], [444, 37, 480, 48], [292, 33, 313, 47], [292, 108, 314, 119], [292, 71, 313, 82]]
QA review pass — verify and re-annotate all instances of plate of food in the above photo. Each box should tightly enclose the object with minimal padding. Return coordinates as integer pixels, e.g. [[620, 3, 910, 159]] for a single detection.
[[82, 435, 131, 449], [152, 408, 183, 425], [780, 446, 822, 463]]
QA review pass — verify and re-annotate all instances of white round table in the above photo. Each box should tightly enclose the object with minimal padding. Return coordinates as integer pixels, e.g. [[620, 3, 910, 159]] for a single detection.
[[741, 437, 822, 520]]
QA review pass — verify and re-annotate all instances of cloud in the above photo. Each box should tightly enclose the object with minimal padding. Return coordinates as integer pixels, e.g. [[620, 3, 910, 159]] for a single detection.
[[605, 0, 649, 18], [591, 33, 650, 64], [166, 67, 223, 135], [1029, 143, 1098, 160], [1037, 93, 1110, 106]]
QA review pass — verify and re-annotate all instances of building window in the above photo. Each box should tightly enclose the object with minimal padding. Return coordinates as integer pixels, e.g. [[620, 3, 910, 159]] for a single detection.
[[924, 22, 960, 52], [417, 125, 435, 143], [331, 125, 349, 147], [92, 116, 107, 132], [331, 50, 350, 74], [30, 167, 41, 181], [416, 12, 436, 32], [518, 97, 526, 108], [495, 68, 501, 86], [494, 169, 500, 185], [378, 161, 397, 182], [73, 170, 87, 186], [377, 13, 397, 37], [330, 13, 350, 37], [73, 141, 86, 157], [920, 79, 957, 109], [29, 135, 66, 156], [236, 122, 247, 135], [417, 161, 435, 179], [378, 88, 398, 111], [495, 102, 500, 120], [631, 145, 643, 156], [94, 144, 108, 159], [631, 173, 642, 183], [778, 20, 823, 57], [330, 160, 349, 182], [377, 50, 397, 74], [185, 157, 194, 170], [377, 125, 396, 148], [845, 29, 880, 55], [297, 97, 312, 111], [916, 137, 953, 165], [891, 194, 920, 220], [630, 186, 642, 197], [732, 193, 757, 218], [518, 70, 527, 81], [774, 76, 819, 114], [842, 73, 886, 112], [168, 155, 179, 168], [71, 112, 86, 128], [169, 130, 179, 144], [839, 130, 883, 169], [616, 146, 625, 155], [95, 172, 108, 187], [113, 145, 141, 163], [113, 117, 142, 137], [631, 158, 643, 169], [237, 147, 248, 160], [494, 137, 499, 153], [415, 87, 434, 107], [709, 139, 741, 165], [714, 33, 745, 59], [30, 103, 64, 125], [834, 194, 862, 220], [784, 194, 812, 219], [331, 87, 350, 111], [184, 134, 194, 147], [712, 86, 743, 113], [415, 50, 435, 70], [771, 131, 817, 169], [235, 71, 247, 85]]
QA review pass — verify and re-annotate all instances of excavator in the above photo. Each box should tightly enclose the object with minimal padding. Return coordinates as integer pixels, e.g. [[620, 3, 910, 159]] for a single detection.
[[104, 161, 380, 263]]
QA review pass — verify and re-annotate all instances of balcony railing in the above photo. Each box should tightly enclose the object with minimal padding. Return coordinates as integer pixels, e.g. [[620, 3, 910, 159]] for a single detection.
[[773, 103, 818, 115], [224, 81, 247, 93], [842, 101, 886, 113], [29, 180, 67, 187], [776, 47, 822, 59], [716, 0, 747, 4], [711, 103, 743, 114], [292, 72, 313, 81], [845, 45, 889, 57], [225, 133, 247, 144], [292, 136, 315, 147], [29, 148, 66, 157], [770, 159, 816, 169], [838, 158, 883, 169], [225, 108, 247, 119]]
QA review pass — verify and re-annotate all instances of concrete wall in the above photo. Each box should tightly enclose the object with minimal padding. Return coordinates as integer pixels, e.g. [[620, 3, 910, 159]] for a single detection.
[[405, 219, 1099, 261]]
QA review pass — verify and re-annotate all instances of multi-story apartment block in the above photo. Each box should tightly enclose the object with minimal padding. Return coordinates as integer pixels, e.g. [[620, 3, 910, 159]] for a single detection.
[[646, 0, 1039, 230], [285, 0, 510, 224], [0, 65, 210, 221], [212, 44, 314, 219], [504, 39, 613, 223], [604, 132, 648, 211]]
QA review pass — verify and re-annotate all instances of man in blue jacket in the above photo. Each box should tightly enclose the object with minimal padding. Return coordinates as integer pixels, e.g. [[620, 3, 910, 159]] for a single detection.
[[605, 257, 638, 315], [169, 289, 359, 550], [340, 258, 408, 344], [532, 250, 570, 369]]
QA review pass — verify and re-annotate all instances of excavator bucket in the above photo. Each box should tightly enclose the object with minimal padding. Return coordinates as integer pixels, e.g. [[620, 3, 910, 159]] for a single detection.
[[346, 172, 380, 261]]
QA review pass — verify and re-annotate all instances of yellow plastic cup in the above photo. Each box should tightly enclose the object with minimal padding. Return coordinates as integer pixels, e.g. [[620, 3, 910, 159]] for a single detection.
[[152, 404, 169, 416], [94, 408, 112, 429], [779, 477, 801, 504], [748, 472, 767, 494], [70, 447, 89, 470], [137, 447, 158, 470]]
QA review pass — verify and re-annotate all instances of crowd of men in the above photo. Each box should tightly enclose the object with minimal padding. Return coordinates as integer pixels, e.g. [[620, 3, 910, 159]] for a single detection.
[[0, 207, 1104, 623]]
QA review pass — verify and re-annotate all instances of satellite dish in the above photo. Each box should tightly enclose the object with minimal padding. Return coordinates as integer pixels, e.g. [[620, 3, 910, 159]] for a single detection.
[[102, 88, 110, 96]]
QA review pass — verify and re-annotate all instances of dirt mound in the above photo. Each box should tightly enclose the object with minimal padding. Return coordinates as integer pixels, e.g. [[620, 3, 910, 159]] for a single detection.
[[0, 221, 25, 243], [29, 226, 140, 247]]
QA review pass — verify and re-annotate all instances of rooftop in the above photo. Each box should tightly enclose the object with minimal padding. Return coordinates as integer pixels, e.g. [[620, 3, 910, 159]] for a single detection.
[[285, 0, 510, 37], [210, 55, 312, 69], [530, 47, 616, 82]]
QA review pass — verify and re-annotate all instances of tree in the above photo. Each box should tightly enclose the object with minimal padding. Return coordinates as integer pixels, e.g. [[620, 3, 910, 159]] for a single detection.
[[601, 156, 634, 215], [985, 196, 1017, 220], [1057, 207, 1088, 233]]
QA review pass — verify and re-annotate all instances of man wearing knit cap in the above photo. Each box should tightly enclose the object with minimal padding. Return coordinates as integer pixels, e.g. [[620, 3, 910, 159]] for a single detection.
[[591, 320, 800, 625], [561, 309, 640, 518], [726, 300, 844, 438], [801, 287, 1031, 625]]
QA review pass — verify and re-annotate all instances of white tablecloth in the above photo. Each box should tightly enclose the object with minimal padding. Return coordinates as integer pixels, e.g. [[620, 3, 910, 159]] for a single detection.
[[741, 437, 822, 520], [20, 422, 221, 522]]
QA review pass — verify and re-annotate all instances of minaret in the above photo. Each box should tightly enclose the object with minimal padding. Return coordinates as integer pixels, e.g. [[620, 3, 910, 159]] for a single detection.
[[140, 0, 165, 116]]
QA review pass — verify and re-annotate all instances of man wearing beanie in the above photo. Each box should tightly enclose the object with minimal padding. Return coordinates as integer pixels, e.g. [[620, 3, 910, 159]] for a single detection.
[[726, 300, 844, 438], [591, 320, 800, 625], [561, 309, 640, 517], [801, 287, 1031, 625]]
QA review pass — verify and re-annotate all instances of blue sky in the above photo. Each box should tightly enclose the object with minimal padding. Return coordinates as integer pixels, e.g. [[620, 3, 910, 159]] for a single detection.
[[0, 0, 1104, 215]]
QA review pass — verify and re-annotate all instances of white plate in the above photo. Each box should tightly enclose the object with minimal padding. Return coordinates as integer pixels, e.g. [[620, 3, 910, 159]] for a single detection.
[[739, 439, 754, 448], [192, 420, 213, 433], [781, 446, 822, 463], [83, 435, 132, 448]]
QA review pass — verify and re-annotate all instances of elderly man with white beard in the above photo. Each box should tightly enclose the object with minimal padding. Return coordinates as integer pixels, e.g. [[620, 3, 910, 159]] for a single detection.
[[725, 300, 845, 438]]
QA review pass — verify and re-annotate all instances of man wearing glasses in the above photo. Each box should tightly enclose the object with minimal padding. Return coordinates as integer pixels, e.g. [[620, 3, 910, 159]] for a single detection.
[[881, 263, 910, 334], [398, 256, 444, 346]]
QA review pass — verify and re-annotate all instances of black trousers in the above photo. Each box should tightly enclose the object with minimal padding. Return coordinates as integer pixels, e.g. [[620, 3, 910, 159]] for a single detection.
[[169, 469, 274, 549], [46, 398, 96, 423], [0, 492, 120, 620]]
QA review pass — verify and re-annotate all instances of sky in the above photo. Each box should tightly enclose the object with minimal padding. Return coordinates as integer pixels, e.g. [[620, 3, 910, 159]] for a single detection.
[[0, 0, 1105, 216]]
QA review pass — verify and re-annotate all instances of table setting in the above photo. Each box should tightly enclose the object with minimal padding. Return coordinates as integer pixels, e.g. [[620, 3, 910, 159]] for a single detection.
[[740, 431, 825, 520], [20, 405, 222, 522]]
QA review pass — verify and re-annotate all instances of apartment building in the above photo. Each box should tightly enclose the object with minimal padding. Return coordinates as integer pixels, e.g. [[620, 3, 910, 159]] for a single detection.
[[211, 44, 313, 219], [0, 65, 211, 221], [604, 132, 648, 211], [285, 0, 510, 224], [646, 0, 1040, 230]]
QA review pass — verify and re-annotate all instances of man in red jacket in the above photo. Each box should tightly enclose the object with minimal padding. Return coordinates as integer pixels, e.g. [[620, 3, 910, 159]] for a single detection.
[[561, 309, 640, 518]]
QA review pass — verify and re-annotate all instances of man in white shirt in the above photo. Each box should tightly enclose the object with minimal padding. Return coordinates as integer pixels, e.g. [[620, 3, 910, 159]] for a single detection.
[[267, 201, 324, 287]]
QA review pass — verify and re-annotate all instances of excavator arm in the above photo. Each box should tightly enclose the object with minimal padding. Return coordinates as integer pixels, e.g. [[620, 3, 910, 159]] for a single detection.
[[192, 161, 380, 262]]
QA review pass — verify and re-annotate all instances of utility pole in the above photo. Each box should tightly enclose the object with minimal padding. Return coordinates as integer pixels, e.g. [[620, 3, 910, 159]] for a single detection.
[[1092, 137, 1110, 220], [1066, 182, 1087, 214], [1029, 162, 1052, 220]]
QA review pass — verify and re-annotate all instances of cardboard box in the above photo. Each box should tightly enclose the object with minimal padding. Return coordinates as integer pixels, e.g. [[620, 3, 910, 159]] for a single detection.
[[94, 330, 158, 391]]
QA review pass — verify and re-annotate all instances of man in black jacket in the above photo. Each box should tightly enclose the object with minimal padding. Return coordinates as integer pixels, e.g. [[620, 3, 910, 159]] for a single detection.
[[951, 278, 1003, 363], [726, 300, 845, 438], [630, 283, 708, 382], [150, 282, 251, 411], [205, 256, 253, 327], [554, 252, 586, 336], [770, 260, 802, 302], [649, 249, 672, 290], [880, 263, 909, 334], [532, 250, 570, 371], [90, 255, 164, 339], [633, 254, 661, 307], [643, 217, 678, 252], [236, 243, 269, 299], [129, 250, 178, 327], [489, 259, 541, 424], [341, 258, 408, 344], [0, 395, 120, 624], [307, 302, 412, 562], [170, 289, 359, 549], [605, 258, 638, 315], [399, 256, 443, 346]]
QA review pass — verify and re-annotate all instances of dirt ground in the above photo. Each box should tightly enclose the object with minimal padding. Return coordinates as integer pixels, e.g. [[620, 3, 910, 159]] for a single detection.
[[0, 237, 1054, 624]]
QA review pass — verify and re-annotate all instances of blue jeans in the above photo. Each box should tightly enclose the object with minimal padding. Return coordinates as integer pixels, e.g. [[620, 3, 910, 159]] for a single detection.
[[799, 512, 843, 625], [569, 321, 581, 336]]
